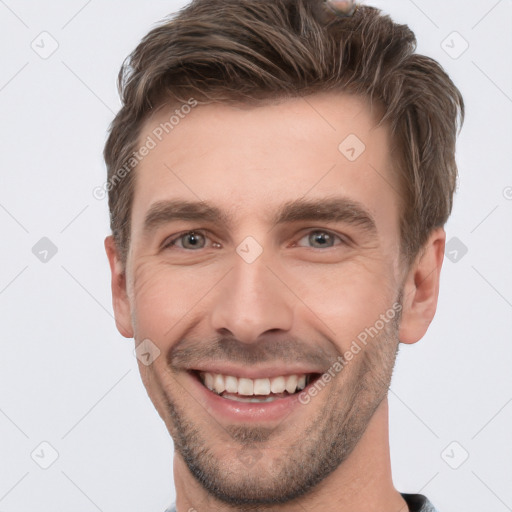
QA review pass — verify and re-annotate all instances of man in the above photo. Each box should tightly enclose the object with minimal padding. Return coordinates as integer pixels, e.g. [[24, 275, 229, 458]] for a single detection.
[[103, 1, 464, 510]]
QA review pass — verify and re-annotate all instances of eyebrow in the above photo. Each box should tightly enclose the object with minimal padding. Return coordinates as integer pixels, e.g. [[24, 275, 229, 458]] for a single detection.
[[142, 197, 377, 238]]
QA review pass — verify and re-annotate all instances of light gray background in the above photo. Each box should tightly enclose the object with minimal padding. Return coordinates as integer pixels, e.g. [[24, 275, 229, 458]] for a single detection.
[[0, 1, 511, 511]]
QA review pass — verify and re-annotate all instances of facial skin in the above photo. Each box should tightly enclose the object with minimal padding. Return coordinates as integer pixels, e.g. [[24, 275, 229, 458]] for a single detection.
[[105, 92, 445, 511]]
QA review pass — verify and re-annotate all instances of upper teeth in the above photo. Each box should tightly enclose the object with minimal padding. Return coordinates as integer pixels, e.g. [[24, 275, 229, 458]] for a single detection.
[[200, 372, 308, 396]]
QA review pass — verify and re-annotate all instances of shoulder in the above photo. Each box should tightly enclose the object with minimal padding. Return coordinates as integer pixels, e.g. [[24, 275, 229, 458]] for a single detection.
[[165, 496, 439, 512], [401, 493, 440, 512]]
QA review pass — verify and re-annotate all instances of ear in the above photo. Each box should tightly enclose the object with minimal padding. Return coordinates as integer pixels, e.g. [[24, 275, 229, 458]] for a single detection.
[[104, 235, 134, 338], [399, 227, 446, 344]]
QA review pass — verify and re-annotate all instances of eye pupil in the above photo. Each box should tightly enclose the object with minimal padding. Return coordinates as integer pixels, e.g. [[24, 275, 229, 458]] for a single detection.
[[172, 230, 339, 251], [183, 232, 204, 249], [309, 231, 333, 247]]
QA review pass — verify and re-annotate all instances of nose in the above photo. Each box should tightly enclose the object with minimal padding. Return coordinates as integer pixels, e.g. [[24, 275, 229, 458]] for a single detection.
[[209, 252, 294, 344]]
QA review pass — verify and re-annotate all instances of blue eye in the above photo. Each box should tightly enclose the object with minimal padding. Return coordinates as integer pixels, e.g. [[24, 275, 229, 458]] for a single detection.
[[296, 230, 344, 249], [163, 231, 208, 250], [162, 229, 346, 252]]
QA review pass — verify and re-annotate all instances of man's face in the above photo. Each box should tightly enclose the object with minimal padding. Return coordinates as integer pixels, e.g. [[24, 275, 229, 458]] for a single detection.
[[118, 93, 408, 505]]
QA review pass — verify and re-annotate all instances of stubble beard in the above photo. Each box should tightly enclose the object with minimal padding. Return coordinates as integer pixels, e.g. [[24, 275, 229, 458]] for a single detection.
[[154, 305, 402, 509]]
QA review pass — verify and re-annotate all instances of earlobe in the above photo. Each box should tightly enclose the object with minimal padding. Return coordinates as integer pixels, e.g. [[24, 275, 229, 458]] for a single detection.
[[104, 236, 134, 338], [398, 228, 446, 345]]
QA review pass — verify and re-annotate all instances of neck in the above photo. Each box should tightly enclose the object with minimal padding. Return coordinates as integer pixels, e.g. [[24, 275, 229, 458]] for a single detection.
[[173, 398, 408, 512]]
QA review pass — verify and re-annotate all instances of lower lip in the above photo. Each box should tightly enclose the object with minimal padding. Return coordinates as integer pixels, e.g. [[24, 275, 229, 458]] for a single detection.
[[188, 371, 306, 423]]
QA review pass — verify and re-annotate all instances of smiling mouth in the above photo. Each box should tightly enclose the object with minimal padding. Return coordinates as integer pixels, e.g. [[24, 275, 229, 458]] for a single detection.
[[193, 371, 321, 403]]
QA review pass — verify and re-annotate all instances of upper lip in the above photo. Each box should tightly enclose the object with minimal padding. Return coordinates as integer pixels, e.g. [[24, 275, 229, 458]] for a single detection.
[[188, 364, 323, 380]]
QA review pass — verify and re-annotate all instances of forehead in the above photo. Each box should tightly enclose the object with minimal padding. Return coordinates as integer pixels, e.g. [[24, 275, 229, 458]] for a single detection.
[[131, 92, 399, 234]]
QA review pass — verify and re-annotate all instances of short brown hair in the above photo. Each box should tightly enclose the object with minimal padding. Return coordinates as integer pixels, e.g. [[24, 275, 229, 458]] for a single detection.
[[104, 0, 464, 267]]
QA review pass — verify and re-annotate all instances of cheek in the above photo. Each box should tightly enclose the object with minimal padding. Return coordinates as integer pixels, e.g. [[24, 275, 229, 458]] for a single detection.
[[290, 259, 398, 347], [129, 260, 221, 340]]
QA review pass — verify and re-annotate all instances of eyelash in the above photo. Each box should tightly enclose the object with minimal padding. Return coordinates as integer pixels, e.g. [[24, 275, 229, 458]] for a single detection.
[[161, 229, 348, 251]]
